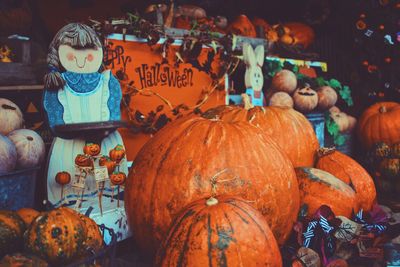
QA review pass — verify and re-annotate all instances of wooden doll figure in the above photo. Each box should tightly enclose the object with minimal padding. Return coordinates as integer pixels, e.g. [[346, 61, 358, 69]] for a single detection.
[[43, 23, 129, 240], [243, 43, 266, 106]]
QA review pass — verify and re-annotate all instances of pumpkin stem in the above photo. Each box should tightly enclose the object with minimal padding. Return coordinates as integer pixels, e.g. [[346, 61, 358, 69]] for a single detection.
[[1, 104, 16, 110], [379, 106, 387, 113], [241, 93, 254, 110], [210, 168, 232, 197], [206, 197, 218, 206], [317, 147, 336, 157]]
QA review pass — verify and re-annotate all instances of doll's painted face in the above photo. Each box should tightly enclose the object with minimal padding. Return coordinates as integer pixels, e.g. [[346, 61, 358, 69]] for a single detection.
[[58, 44, 103, 73]]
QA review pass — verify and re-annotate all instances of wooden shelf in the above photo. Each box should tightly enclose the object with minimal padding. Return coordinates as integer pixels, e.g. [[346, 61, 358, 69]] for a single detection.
[[0, 84, 43, 91]]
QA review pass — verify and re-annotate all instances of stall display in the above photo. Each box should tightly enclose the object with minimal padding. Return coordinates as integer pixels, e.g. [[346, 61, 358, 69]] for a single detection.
[[42, 23, 129, 241]]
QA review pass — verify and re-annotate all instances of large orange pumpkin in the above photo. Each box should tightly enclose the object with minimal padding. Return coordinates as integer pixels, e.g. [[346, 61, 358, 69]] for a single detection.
[[316, 148, 376, 211], [125, 115, 300, 257], [24, 207, 87, 265], [282, 22, 315, 49], [156, 195, 282, 267], [0, 210, 25, 257], [295, 167, 358, 218], [16, 208, 40, 228], [358, 102, 400, 149], [227, 14, 256, 37], [203, 104, 319, 167]]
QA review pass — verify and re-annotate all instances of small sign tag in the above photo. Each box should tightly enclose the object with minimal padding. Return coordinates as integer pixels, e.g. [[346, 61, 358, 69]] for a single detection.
[[93, 166, 109, 183]]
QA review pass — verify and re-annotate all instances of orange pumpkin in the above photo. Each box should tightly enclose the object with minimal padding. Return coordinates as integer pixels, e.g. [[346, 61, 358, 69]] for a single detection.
[[156, 195, 282, 267], [203, 105, 319, 168], [295, 168, 358, 218], [79, 215, 103, 254], [0, 211, 25, 257], [74, 154, 93, 167], [316, 148, 377, 211], [25, 207, 87, 265], [110, 172, 126, 186], [358, 102, 400, 149], [99, 156, 117, 175], [282, 22, 315, 49], [109, 145, 125, 163], [227, 14, 256, 37], [125, 115, 300, 257], [83, 143, 101, 157], [16, 208, 40, 228], [55, 171, 71, 185]]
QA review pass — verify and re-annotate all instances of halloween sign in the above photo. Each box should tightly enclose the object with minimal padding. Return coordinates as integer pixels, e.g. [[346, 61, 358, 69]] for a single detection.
[[105, 34, 228, 160]]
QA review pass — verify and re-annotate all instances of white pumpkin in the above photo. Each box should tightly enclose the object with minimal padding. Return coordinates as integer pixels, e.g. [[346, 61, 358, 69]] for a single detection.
[[268, 91, 294, 108], [271, 69, 297, 94], [0, 134, 17, 173], [8, 129, 45, 169], [0, 98, 24, 135]]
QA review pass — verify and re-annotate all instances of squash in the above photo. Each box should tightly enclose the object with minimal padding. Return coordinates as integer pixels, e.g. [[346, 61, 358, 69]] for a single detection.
[[24, 207, 87, 265], [7, 129, 45, 169], [203, 105, 319, 168], [0, 98, 24, 135], [156, 195, 282, 267], [79, 215, 103, 254], [379, 158, 400, 178], [316, 148, 376, 211], [0, 253, 48, 266], [0, 210, 25, 257], [330, 112, 350, 133], [0, 134, 17, 173], [293, 87, 318, 113], [268, 91, 294, 108], [271, 69, 297, 94], [358, 102, 400, 149], [125, 115, 300, 257], [227, 15, 256, 37], [16, 208, 40, 228], [282, 22, 315, 49], [295, 167, 358, 218], [317, 86, 337, 111]]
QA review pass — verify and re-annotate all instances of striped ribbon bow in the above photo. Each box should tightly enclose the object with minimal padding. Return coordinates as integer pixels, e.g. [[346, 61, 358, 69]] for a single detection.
[[354, 209, 387, 235]]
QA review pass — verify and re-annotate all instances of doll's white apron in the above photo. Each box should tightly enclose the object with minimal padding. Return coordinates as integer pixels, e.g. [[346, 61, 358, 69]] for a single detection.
[[47, 70, 130, 242]]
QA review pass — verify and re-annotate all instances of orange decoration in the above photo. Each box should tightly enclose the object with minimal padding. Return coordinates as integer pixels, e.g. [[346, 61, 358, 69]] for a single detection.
[[83, 143, 100, 156], [203, 105, 319, 168], [16, 208, 40, 228], [125, 115, 300, 257], [356, 20, 367, 30], [55, 171, 71, 185], [358, 102, 400, 149], [79, 214, 103, 254], [99, 156, 117, 175], [316, 148, 377, 211], [109, 145, 125, 163], [252, 17, 270, 38], [110, 172, 126, 186], [295, 167, 359, 218], [74, 154, 93, 167], [283, 22, 315, 49], [156, 196, 282, 267]]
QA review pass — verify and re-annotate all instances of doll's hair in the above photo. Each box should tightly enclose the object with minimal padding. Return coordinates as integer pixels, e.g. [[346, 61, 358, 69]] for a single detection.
[[44, 23, 102, 90]]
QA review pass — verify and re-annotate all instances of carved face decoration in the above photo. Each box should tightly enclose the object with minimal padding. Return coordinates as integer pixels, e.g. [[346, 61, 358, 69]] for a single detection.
[[109, 145, 126, 163], [83, 143, 101, 157], [59, 44, 103, 73], [75, 154, 93, 167], [110, 172, 126, 186], [293, 86, 318, 113]]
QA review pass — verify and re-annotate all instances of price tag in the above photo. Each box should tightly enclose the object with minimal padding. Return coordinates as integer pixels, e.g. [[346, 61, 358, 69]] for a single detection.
[[93, 166, 109, 183], [335, 216, 362, 242], [72, 167, 86, 189]]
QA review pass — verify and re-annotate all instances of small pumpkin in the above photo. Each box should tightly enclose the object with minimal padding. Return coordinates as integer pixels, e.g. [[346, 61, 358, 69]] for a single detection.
[[25, 207, 87, 265], [16, 208, 40, 228], [271, 69, 297, 94], [293, 86, 318, 113], [0, 210, 25, 257], [7, 129, 45, 169], [329, 106, 341, 114], [79, 215, 103, 254], [268, 91, 294, 108], [55, 171, 71, 185], [0, 253, 48, 267], [110, 172, 126, 186], [391, 143, 400, 158], [358, 102, 400, 149], [99, 156, 117, 175], [282, 22, 315, 49], [295, 167, 358, 218], [109, 145, 125, 163], [379, 158, 400, 178], [330, 112, 350, 133], [317, 86, 337, 111], [227, 14, 256, 37], [156, 195, 282, 267], [0, 98, 24, 135], [75, 154, 93, 167], [372, 142, 391, 159], [316, 148, 377, 211], [83, 142, 101, 157], [0, 134, 17, 173]]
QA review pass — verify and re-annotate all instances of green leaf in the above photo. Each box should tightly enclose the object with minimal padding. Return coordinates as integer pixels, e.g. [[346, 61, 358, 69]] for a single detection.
[[316, 77, 327, 87], [292, 65, 299, 74], [334, 134, 346, 146], [296, 73, 307, 81], [338, 85, 354, 106], [329, 78, 341, 89]]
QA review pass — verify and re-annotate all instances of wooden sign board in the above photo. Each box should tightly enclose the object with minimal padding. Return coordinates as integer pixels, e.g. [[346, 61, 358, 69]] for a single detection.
[[106, 34, 227, 160]]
